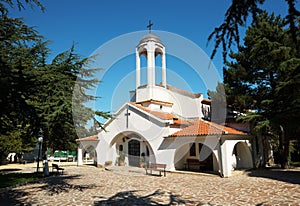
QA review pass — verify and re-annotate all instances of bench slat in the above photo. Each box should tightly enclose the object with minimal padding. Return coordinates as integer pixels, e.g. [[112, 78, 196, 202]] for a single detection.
[[146, 163, 166, 177]]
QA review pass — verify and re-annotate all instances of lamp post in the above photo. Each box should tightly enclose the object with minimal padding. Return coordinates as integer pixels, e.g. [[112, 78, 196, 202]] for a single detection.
[[36, 136, 43, 173]]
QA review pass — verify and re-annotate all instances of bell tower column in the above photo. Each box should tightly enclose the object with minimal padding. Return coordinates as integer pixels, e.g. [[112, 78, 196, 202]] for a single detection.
[[136, 48, 140, 89], [161, 47, 166, 87], [147, 43, 155, 87]]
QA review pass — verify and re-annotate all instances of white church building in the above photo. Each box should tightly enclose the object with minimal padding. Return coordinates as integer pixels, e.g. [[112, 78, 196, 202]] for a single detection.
[[77, 33, 254, 177]]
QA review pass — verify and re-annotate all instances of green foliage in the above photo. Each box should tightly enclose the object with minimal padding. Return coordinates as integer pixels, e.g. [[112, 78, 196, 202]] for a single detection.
[[119, 151, 125, 162], [33, 45, 110, 152], [0, 3, 110, 162], [208, 0, 299, 61], [0, 0, 45, 13], [0, 131, 22, 159], [0, 12, 46, 161], [207, 82, 227, 123], [224, 11, 300, 168]]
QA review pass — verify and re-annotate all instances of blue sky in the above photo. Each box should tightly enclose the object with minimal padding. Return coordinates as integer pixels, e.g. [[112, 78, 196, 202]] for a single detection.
[[8, 0, 289, 118]]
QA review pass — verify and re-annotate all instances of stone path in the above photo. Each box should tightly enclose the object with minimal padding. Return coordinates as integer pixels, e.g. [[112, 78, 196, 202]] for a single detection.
[[0, 164, 299, 205]]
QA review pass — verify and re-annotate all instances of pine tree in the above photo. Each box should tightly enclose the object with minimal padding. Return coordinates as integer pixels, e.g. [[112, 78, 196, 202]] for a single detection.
[[33, 45, 110, 155], [0, 10, 47, 163], [224, 11, 300, 168], [0, 1, 110, 163], [208, 0, 300, 61]]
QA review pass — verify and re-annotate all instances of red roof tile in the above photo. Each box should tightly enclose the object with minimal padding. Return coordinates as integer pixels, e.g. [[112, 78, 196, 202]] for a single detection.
[[169, 119, 247, 137], [136, 99, 173, 106], [130, 102, 190, 125], [129, 102, 246, 137], [76, 135, 98, 141], [201, 98, 211, 104]]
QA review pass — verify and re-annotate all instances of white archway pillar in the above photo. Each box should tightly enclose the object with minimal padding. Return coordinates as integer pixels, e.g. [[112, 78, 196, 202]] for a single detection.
[[161, 49, 166, 87], [147, 46, 155, 86], [220, 141, 233, 177], [136, 48, 140, 89], [77, 144, 83, 166]]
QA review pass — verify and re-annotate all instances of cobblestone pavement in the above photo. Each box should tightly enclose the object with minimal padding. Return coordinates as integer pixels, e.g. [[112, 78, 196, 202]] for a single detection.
[[0, 164, 299, 205]]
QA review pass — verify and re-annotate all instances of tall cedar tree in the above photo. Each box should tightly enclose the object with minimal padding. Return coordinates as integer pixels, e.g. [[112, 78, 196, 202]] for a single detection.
[[208, 0, 300, 62], [0, 0, 110, 163], [33, 46, 107, 155], [0, 7, 47, 163], [224, 12, 300, 168]]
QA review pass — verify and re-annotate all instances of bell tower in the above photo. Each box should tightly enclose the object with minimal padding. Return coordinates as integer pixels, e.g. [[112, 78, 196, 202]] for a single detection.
[[135, 22, 166, 89]]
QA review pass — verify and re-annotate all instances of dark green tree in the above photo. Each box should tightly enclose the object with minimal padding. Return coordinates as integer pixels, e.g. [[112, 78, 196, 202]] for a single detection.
[[224, 12, 300, 168], [0, 1, 110, 163], [0, 0, 44, 12], [0, 10, 48, 163], [207, 82, 227, 124], [33, 45, 110, 156], [208, 0, 300, 61]]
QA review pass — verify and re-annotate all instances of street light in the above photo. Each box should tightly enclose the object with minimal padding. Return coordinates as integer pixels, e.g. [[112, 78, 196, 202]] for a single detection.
[[36, 136, 43, 173]]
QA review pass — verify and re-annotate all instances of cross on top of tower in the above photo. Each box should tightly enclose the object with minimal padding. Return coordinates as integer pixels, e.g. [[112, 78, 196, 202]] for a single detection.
[[147, 20, 153, 33]]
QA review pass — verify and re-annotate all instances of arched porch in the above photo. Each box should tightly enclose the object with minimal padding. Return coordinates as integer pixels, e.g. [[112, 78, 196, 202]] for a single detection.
[[110, 131, 156, 167], [76, 135, 99, 166], [232, 141, 253, 170], [174, 141, 220, 173]]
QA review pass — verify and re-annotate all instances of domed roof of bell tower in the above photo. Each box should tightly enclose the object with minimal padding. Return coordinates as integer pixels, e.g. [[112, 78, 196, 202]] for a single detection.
[[139, 33, 162, 44]]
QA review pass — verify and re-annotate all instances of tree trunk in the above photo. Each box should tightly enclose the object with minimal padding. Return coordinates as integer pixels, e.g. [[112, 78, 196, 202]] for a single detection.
[[279, 125, 289, 169], [0, 153, 4, 165], [283, 130, 290, 169]]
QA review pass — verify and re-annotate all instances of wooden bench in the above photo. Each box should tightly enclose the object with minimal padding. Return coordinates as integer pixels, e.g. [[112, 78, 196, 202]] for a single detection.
[[52, 163, 64, 175], [146, 163, 166, 177], [186, 158, 207, 171]]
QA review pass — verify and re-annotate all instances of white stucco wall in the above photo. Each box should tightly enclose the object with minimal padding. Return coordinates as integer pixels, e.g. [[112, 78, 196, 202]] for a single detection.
[[96, 103, 173, 168], [136, 86, 203, 119], [220, 139, 253, 177], [95, 103, 253, 177]]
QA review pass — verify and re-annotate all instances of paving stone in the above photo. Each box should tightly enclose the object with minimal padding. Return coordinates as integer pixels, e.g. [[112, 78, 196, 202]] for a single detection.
[[0, 165, 299, 205]]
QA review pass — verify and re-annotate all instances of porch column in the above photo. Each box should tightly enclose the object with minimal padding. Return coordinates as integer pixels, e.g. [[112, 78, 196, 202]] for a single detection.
[[77, 144, 83, 166], [220, 141, 232, 177], [161, 48, 166, 87], [136, 48, 141, 89]]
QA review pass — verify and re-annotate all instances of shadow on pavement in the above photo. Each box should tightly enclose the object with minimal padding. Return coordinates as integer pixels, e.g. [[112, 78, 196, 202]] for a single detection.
[[247, 168, 300, 184], [38, 174, 98, 196], [0, 173, 99, 205], [0, 168, 22, 174], [94, 189, 203, 205]]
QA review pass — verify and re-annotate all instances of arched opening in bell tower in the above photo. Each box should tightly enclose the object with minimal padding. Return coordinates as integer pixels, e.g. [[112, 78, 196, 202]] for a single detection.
[[135, 33, 166, 89]]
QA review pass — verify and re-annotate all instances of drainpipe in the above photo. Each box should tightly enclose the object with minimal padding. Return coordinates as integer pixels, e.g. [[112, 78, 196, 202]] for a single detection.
[[218, 137, 224, 177]]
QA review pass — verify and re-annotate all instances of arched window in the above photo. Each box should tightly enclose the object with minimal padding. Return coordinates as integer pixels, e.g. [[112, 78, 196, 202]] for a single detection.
[[119, 144, 123, 152]]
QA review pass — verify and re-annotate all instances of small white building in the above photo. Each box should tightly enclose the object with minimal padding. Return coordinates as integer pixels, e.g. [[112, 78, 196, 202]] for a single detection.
[[77, 33, 254, 177]]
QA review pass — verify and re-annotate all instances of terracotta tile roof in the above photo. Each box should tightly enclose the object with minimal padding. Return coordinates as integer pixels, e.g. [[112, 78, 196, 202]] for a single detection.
[[208, 121, 247, 135], [136, 99, 173, 106], [76, 135, 98, 141], [169, 119, 247, 137], [130, 102, 190, 125], [201, 98, 211, 104], [129, 102, 245, 136]]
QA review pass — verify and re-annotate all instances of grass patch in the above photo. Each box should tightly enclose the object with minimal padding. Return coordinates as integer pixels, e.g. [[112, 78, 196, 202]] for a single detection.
[[290, 162, 300, 167], [0, 172, 44, 188]]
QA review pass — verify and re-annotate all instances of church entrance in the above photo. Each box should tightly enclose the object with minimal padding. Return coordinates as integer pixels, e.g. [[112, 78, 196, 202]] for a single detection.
[[128, 140, 140, 167]]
